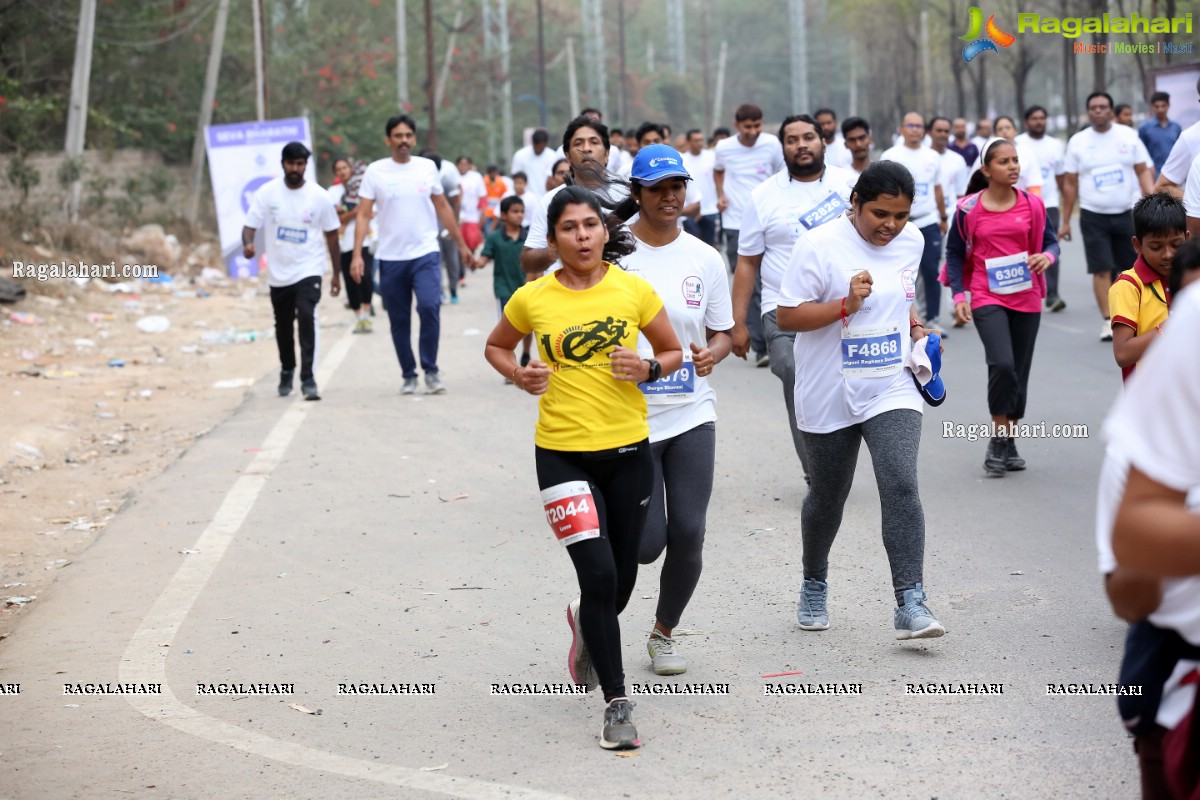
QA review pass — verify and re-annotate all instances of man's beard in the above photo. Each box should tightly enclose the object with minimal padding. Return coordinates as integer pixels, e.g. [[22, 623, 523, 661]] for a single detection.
[[284, 172, 303, 187], [788, 155, 824, 179]]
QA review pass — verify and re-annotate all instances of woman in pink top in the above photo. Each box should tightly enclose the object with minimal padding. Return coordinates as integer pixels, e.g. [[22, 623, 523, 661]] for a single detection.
[[946, 137, 1060, 477]]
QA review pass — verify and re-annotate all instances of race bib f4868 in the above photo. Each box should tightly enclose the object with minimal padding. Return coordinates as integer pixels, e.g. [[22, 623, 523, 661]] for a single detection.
[[540, 481, 601, 546]]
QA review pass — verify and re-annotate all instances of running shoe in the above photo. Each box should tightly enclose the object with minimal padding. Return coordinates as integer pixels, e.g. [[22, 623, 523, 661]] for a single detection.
[[925, 320, 948, 339], [984, 436, 1007, 477], [894, 584, 945, 640], [797, 578, 830, 630], [401, 376, 419, 395], [1047, 295, 1067, 312], [599, 698, 640, 750], [359, 317, 373, 333], [566, 599, 598, 691], [647, 630, 687, 675], [451, 295, 460, 305], [1101, 320, 1113, 341], [278, 369, 294, 397], [301, 379, 321, 401], [1005, 437, 1026, 471], [755, 352, 770, 368], [425, 373, 446, 395]]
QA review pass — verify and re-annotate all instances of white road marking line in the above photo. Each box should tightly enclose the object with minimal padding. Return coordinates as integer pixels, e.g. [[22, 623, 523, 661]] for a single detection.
[[119, 332, 573, 800], [1039, 320, 1085, 335]]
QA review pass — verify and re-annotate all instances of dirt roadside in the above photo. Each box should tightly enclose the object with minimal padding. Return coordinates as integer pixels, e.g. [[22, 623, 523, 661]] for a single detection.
[[0, 269, 339, 641]]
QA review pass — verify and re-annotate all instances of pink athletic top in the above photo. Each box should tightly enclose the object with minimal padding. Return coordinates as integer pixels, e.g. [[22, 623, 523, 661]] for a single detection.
[[965, 192, 1043, 313]]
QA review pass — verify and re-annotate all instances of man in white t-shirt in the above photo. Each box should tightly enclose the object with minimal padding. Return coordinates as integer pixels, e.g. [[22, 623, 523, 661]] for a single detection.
[[1060, 92, 1154, 340], [971, 117, 992, 154], [814, 108, 852, 170], [928, 115, 969, 219], [731, 113, 858, 485], [714, 102, 786, 365], [456, 155, 487, 253], [353, 115, 473, 395], [681, 128, 719, 247], [841, 116, 873, 175], [882, 112, 949, 333], [510, 129, 557, 200], [1016, 105, 1069, 311], [521, 115, 628, 274], [242, 141, 340, 401]]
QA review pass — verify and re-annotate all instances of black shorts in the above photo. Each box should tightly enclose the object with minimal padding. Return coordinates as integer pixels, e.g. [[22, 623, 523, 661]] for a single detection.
[[1079, 208, 1136, 277]]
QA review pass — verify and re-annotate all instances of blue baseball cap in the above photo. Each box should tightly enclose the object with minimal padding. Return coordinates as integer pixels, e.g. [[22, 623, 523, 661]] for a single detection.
[[630, 144, 691, 186]]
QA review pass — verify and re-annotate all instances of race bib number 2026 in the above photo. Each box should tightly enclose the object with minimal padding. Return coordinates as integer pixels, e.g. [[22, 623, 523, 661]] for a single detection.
[[540, 481, 601, 546]]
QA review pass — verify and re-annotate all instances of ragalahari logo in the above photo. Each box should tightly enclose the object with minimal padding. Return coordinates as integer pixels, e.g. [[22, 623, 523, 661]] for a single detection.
[[961, 7, 1016, 62]]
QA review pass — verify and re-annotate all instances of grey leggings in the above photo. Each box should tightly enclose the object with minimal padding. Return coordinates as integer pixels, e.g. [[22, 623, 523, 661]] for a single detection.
[[800, 408, 925, 606], [638, 421, 716, 629], [762, 310, 811, 481]]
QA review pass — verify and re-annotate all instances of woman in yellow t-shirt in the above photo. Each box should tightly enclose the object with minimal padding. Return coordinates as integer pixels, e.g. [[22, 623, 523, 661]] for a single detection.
[[484, 185, 682, 751]]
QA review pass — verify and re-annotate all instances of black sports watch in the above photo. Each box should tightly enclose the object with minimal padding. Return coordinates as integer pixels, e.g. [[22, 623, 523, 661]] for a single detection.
[[641, 358, 662, 383]]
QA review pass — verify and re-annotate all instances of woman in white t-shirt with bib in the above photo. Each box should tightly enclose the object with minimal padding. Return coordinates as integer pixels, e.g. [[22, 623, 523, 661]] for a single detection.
[[616, 144, 734, 676], [777, 161, 945, 641]]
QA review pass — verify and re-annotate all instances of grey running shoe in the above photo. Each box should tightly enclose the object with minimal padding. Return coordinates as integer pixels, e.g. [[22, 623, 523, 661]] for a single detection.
[[425, 373, 446, 394], [400, 376, 419, 395], [1005, 437, 1026, 471], [984, 437, 1007, 477], [797, 578, 830, 631], [755, 352, 770, 368], [894, 583, 945, 640], [599, 698, 640, 750], [567, 599, 598, 691], [647, 630, 687, 675], [278, 369, 294, 397], [301, 379, 320, 401]]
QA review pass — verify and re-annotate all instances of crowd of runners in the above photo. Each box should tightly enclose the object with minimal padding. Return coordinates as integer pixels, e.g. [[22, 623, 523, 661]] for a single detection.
[[240, 82, 1200, 789]]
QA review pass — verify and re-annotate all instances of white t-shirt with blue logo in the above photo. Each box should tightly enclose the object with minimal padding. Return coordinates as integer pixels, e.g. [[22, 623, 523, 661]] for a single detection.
[[244, 178, 339, 288], [621, 231, 734, 443], [778, 215, 924, 434], [738, 165, 858, 316], [880, 143, 943, 229], [1064, 124, 1151, 215]]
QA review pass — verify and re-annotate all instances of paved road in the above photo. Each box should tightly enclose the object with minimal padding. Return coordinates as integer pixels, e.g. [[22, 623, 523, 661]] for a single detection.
[[0, 238, 1141, 798]]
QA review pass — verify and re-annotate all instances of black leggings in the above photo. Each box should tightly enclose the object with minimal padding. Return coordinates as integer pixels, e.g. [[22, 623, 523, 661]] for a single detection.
[[535, 442, 653, 701], [339, 247, 374, 311], [972, 304, 1040, 420], [638, 422, 716, 629]]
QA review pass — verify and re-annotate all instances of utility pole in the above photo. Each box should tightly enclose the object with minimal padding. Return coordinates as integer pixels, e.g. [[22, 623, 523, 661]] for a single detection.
[[482, 0, 514, 162], [667, 0, 685, 75], [434, 0, 465, 110], [536, 0, 547, 127], [711, 40, 727, 133], [498, 0, 512, 157], [64, 0, 96, 222], [188, 0, 231, 225], [252, 0, 266, 120], [397, 0, 409, 109], [424, 0, 437, 148], [789, 0, 808, 113], [920, 9, 932, 113], [567, 37, 580, 117], [701, 4, 711, 127], [579, 0, 607, 117], [618, 0, 627, 124]]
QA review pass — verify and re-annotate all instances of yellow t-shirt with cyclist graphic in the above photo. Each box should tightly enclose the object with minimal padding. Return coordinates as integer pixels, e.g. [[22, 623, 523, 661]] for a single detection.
[[504, 263, 664, 451]]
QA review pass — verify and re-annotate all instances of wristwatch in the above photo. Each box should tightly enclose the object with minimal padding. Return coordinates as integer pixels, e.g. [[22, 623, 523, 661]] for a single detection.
[[641, 359, 662, 383]]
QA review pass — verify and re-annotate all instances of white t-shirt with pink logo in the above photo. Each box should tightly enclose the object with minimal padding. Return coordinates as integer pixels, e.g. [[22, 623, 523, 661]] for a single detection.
[[713, 133, 785, 230], [359, 156, 444, 261], [621, 231, 733, 443], [778, 215, 925, 433]]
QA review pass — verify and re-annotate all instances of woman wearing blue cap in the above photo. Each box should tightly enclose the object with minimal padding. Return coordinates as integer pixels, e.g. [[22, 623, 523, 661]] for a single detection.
[[947, 137, 1059, 477], [776, 161, 946, 641], [617, 144, 734, 675]]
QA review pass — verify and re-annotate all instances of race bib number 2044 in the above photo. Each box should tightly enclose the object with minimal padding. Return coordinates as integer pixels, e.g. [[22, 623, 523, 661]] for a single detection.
[[540, 481, 601, 546]]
